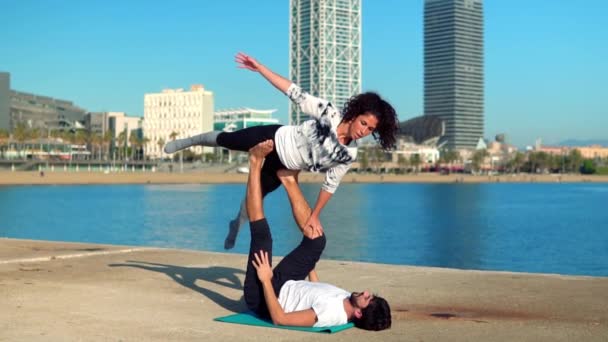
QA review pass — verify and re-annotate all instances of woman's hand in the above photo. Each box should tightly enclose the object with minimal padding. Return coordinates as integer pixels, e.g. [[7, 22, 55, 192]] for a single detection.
[[252, 250, 273, 283], [236, 52, 261, 72], [304, 214, 324, 238]]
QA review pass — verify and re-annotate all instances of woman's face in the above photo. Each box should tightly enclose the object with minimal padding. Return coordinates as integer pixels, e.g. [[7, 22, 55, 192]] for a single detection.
[[348, 113, 378, 140]]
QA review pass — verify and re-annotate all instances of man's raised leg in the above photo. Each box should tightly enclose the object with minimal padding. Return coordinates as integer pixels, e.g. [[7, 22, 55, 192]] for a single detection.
[[243, 140, 275, 313], [269, 169, 326, 292]]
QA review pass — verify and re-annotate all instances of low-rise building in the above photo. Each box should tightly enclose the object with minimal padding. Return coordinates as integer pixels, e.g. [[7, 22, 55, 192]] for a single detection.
[[214, 108, 279, 132], [143, 84, 214, 159]]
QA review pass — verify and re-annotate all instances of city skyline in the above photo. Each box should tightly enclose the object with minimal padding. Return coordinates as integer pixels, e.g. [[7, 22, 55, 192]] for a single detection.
[[1, 0, 606, 147]]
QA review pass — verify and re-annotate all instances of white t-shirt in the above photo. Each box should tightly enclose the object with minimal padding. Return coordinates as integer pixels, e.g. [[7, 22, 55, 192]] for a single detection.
[[277, 280, 350, 327], [274, 83, 357, 194]]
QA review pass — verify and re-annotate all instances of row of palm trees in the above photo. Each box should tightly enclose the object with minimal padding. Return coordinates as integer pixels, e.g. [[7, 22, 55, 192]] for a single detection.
[[354, 145, 593, 174], [0, 123, 151, 161]]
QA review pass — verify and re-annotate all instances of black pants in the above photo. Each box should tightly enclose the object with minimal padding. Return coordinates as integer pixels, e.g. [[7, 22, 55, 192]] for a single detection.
[[244, 219, 327, 317], [217, 125, 286, 197]]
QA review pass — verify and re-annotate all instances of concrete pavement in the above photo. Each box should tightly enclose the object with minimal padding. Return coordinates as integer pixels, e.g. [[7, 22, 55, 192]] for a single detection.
[[1, 238, 606, 341]]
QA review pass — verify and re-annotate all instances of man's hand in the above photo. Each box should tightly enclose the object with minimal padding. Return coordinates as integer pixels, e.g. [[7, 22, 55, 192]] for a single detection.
[[252, 250, 273, 283], [304, 214, 324, 237], [236, 52, 261, 72]]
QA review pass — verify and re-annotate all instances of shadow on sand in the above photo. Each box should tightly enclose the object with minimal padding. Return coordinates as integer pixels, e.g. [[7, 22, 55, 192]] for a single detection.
[[108, 260, 246, 312]]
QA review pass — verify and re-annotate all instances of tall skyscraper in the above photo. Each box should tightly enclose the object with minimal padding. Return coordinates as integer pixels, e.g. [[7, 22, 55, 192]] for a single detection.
[[424, 0, 484, 149], [289, 0, 361, 124]]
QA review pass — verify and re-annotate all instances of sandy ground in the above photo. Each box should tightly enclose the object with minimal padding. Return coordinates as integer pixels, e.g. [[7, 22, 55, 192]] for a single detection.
[[1, 238, 607, 341], [1, 170, 608, 185]]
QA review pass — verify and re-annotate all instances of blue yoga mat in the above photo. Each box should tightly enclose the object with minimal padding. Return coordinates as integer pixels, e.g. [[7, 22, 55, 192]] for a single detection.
[[214, 311, 354, 333]]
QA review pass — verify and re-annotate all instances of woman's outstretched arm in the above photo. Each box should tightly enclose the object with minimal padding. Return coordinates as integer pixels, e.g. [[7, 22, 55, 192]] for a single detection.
[[236, 52, 292, 93]]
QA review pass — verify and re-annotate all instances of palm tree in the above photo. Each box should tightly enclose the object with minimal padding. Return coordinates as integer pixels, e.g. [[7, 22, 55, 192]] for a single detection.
[[567, 149, 583, 173], [510, 152, 525, 174], [367, 146, 385, 173], [440, 149, 460, 171], [83, 130, 93, 160], [74, 130, 87, 160], [90, 133, 102, 160], [169, 131, 181, 167], [14, 123, 29, 159], [358, 150, 369, 172], [117, 131, 127, 161], [0, 129, 9, 159], [397, 154, 409, 174], [471, 149, 489, 173], [410, 154, 422, 174], [139, 137, 150, 161], [129, 133, 138, 161], [157, 138, 165, 160], [102, 131, 113, 161]]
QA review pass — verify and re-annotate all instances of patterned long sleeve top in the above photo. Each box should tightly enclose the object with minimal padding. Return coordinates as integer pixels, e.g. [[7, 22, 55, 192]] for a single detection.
[[274, 83, 357, 194]]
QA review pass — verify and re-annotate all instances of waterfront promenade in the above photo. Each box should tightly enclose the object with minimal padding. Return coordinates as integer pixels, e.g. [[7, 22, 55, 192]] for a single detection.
[[1, 170, 608, 186], [1, 238, 606, 341]]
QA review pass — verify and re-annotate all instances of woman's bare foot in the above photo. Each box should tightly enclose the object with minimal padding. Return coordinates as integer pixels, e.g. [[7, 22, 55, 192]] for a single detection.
[[248, 140, 274, 162]]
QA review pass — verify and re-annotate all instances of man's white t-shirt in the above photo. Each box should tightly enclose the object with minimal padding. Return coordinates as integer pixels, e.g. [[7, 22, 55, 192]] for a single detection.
[[277, 280, 351, 327]]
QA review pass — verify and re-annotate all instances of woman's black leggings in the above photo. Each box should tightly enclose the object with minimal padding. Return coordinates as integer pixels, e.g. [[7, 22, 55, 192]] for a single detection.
[[217, 124, 285, 197]]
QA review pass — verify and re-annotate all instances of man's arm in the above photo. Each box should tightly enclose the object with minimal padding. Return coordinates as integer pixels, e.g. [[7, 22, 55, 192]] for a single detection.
[[253, 251, 318, 326]]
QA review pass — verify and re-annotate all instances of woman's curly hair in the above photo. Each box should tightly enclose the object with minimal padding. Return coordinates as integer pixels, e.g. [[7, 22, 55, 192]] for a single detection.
[[341, 92, 399, 150]]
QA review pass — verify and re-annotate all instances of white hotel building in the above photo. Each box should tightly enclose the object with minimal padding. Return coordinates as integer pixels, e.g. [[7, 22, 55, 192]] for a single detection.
[[143, 85, 214, 159]]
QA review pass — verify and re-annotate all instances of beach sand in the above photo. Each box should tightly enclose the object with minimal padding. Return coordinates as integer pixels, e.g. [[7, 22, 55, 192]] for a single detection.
[[1, 170, 607, 186], [1, 238, 606, 341]]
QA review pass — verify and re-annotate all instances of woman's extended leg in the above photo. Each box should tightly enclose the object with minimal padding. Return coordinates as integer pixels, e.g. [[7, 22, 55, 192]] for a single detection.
[[164, 125, 281, 154]]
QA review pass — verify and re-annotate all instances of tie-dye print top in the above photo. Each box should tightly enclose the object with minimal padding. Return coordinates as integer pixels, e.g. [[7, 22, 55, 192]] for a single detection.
[[274, 83, 357, 194]]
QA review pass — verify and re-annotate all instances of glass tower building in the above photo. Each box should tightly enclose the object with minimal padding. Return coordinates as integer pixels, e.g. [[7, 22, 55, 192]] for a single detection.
[[289, 0, 361, 124], [424, 0, 484, 149]]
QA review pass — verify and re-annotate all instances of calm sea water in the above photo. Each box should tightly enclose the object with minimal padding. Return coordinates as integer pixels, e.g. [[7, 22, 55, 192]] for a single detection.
[[1, 182, 607, 277]]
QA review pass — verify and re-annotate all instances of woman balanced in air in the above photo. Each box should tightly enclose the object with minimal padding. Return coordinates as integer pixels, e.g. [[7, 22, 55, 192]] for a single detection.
[[164, 52, 398, 249]]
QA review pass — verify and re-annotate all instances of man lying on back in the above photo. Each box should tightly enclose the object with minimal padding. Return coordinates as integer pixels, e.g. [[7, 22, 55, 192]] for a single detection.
[[242, 140, 391, 330]]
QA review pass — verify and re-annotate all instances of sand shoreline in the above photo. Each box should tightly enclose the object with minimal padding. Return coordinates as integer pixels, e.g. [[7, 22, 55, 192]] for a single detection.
[[1, 170, 608, 185], [2, 238, 607, 341]]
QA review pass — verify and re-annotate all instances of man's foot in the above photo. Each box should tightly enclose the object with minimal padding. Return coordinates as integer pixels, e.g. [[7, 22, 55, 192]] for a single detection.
[[248, 140, 274, 162], [224, 219, 240, 250], [277, 169, 300, 184]]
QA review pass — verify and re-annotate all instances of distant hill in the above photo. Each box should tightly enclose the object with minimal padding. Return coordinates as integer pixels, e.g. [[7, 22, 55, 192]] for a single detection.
[[557, 139, 608, 147]]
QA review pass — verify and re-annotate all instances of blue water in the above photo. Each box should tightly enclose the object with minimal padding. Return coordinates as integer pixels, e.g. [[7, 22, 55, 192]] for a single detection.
[[1, 183, 607, 277]]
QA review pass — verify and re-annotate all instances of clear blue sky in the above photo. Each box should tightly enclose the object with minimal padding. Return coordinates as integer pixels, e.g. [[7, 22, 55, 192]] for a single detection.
[[2, 0, 606, 147]]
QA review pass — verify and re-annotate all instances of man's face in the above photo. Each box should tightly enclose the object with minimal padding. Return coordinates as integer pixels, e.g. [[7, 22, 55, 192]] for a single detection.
[[350, 290, 374, 310]]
